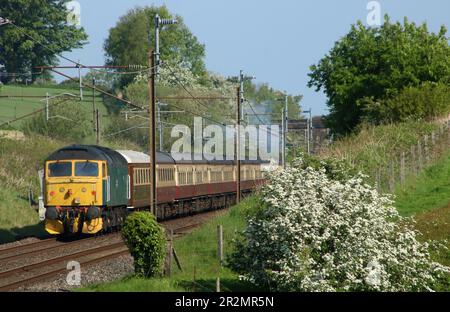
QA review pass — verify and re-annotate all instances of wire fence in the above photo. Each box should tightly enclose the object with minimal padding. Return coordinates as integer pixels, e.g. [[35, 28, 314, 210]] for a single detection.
[[374, 120, 450, 193]]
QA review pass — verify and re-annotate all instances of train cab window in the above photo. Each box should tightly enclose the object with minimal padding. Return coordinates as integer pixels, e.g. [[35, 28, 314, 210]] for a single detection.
[[102, 163, 107, 178], [75, 162, 99, 177], [48, 162, 72, 177]]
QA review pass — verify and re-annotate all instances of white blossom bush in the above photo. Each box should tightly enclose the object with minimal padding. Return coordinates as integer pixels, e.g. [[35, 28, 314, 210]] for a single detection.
[[228, 158, 449, 291], [133, 58, 235, 97]]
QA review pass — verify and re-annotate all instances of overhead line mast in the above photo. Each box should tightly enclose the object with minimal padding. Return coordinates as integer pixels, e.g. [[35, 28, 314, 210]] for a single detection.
[[149, 14, 178, 217]]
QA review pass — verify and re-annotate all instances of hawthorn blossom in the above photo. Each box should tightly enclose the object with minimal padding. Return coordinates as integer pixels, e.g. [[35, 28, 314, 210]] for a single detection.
[[228, 157, 449, 292]]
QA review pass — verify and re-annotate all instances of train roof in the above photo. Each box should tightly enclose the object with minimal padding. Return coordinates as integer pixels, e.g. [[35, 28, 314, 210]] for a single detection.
[[117, 150, 175, 164], [46, 145, 271, 165], [46, 145, 128, 166]]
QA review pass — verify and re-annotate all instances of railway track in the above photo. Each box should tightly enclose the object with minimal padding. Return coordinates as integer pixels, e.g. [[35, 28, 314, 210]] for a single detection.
[[0, 242, 128, 291], [0, 211, 219, 291], [0, 237, 98, 262]]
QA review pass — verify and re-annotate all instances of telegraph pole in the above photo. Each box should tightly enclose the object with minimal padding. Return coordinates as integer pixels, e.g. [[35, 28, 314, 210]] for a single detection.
[[96, 108, 100, 145], [45, 92, 49, 121], [235, 70, 255, 203], [281, 109, 285, 167], [92, 78, 96, 135], [236, 85, 242, 203], [154, 14, 178, 77], [284, 93, 288, 168], [78, 60, 83, 101], [150, 15, 177, 216], [157, 101, 163, 151], [302, 108, 312, 155], [148, 50, 157, 216]]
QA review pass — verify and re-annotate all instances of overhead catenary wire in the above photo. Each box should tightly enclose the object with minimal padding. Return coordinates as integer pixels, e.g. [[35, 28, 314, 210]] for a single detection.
[[163, 63, 220, 112], [3, 20, 282, 147], [4, 21, 148, 110], [102, 121, 149, 138], [162, 62, 281, 140], [0, 96, 76, 128]]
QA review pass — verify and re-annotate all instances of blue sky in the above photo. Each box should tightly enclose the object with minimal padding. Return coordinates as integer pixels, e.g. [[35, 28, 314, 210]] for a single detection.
[[63, 0, 449, 115]]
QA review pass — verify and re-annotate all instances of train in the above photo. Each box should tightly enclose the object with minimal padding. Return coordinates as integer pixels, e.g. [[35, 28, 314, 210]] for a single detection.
[[42, 145, 274, 235]]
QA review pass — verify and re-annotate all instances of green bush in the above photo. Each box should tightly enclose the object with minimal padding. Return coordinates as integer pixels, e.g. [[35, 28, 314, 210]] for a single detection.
[[363, 82, 450, 124], [122, 212, 166, 278]]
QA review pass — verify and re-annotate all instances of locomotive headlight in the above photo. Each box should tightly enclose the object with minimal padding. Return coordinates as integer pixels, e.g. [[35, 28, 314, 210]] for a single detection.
[[81, 187, 87, 193], [59, 187, 65, 193]]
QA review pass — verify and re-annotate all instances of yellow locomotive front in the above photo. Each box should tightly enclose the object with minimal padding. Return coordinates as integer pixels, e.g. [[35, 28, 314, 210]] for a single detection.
[[44, 159, 105, 235]]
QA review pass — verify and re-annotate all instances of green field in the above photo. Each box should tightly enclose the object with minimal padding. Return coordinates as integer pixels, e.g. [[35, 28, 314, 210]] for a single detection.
[[0, 85, 109, 127]]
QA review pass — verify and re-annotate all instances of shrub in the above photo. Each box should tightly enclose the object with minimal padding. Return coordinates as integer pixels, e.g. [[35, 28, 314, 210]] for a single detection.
[[122, 212, 166, 278], [363, 82, 450, 124], [228, 157, 449, 291]]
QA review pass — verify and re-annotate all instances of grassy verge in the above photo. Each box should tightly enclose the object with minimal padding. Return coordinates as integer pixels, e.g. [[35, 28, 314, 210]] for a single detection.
[[0, 135, 66, 243], [395, 153, 450, 217], [394, 152, 450, 289], [81, 196, 260, 292], [320, 121, 440, 178]]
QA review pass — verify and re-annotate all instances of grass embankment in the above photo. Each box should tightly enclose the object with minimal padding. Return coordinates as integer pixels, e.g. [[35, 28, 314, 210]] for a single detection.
[[0, 135, 67, 243], [320, 121, 440, 177], [82, 197, 260, 292], [0, 85, 109, 127], [395, 153, 450, 268]]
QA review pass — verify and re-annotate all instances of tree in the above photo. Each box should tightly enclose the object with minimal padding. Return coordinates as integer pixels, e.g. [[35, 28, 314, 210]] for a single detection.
[[104, 5, 206, 88], [308, 16, 450, 136], [0, 0, 88, 84]]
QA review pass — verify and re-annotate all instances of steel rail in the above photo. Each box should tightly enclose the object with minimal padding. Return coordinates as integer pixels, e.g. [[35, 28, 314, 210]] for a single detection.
[[0, 236, 99, 262], [0, 242, 125, 280], [0, 238, 55, 256], [0, 247, 128, 291]]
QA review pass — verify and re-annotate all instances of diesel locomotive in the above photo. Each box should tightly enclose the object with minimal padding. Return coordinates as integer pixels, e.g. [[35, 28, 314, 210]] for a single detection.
[[43, 145, 271, 235]]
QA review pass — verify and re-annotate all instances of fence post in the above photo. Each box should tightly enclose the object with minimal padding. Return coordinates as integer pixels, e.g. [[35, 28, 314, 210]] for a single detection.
[[424, 135, 429, 165], [165, 229, 174, 277], [417, 141, 423, 171], [431, 131, 436, 161], [217, 225, 223, 292], [400, 152, 405, 187], [389, 161, 395, 193], [410, 145, 416, 177], [217, 225, 223, 265]]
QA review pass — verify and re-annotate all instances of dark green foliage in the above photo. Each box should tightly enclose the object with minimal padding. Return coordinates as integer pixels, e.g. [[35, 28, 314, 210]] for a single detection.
[[363, 82, 450, 123], [104, 5, 206, 88], [298, 154, 358, 183], [0, 0, 88, 83], [122, 212, 166, 278], [21, 100, 91, 141], [308, 16, 450, 135]]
